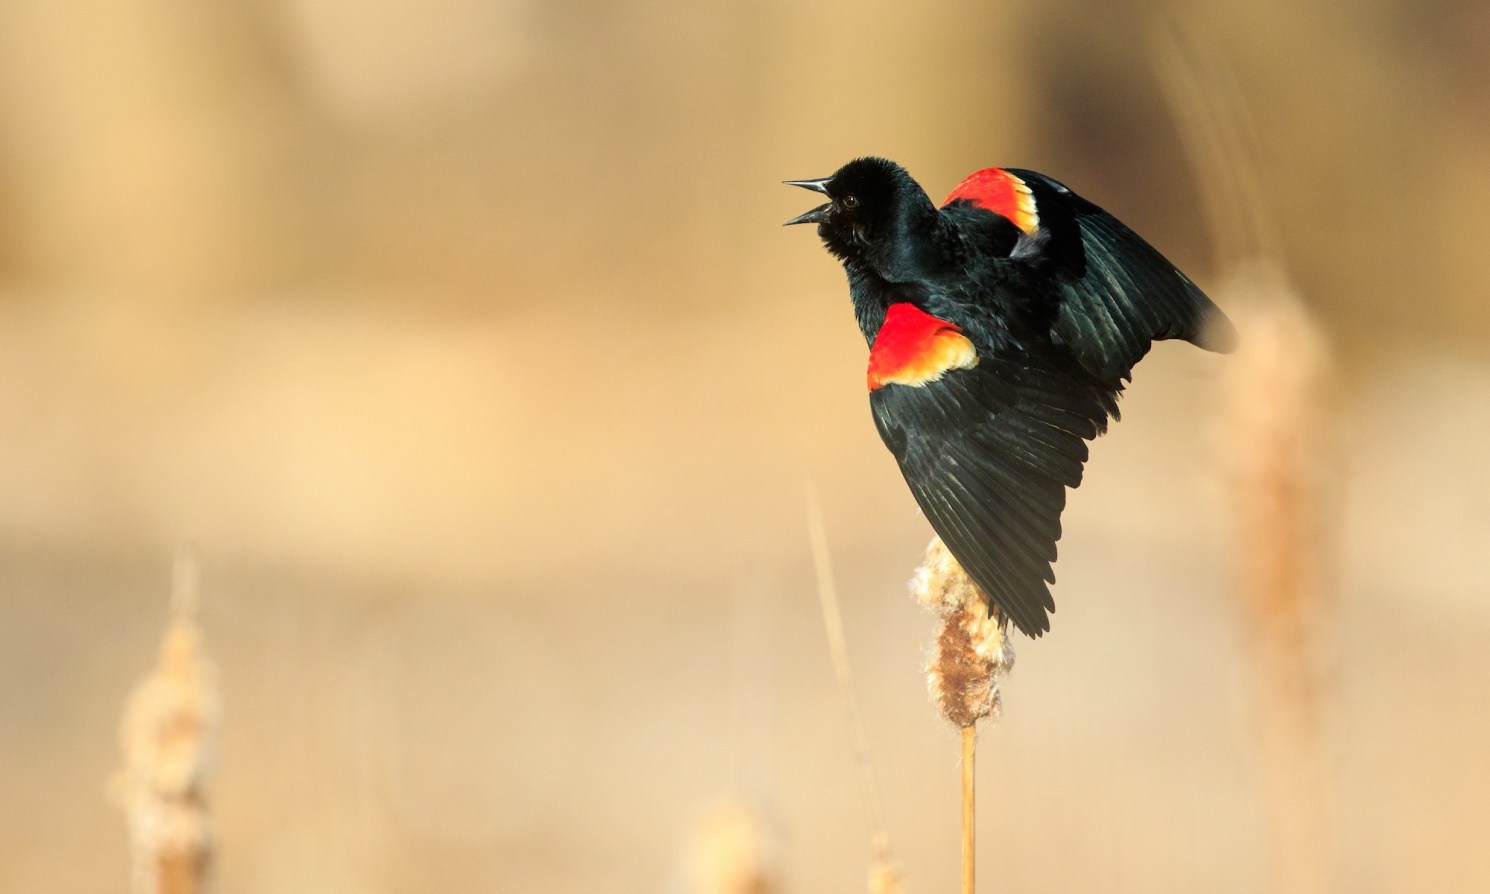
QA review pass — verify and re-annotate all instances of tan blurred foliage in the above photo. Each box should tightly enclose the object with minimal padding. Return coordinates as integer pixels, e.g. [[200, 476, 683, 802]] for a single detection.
[[0, 1, 1487, 892]]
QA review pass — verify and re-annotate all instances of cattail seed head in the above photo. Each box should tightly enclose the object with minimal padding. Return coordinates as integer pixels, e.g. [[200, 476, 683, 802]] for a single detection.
[[909, 537, 981, 618], [1218, 270, 1337, 641], [910, 537, 1014, 728], [1216, 273, 1337, 894]]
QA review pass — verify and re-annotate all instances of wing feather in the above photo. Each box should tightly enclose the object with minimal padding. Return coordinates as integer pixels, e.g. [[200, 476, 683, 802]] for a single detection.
[[991, 169, 1238, 383], [871, 359, 1111, 636]]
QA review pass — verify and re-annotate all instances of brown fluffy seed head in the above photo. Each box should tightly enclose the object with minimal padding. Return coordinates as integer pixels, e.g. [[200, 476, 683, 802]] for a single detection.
[[909, 536, 982, 618], [910, 537, 1015, 728]]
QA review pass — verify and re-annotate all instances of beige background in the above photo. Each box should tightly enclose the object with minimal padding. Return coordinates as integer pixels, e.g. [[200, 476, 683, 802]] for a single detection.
[[1, 1, 1488, 891]]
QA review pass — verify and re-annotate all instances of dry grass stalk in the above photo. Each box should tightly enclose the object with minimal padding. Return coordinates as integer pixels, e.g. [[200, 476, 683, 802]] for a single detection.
[[684, 800, 782, 894], [805, 483, 904, 893], [909, 536, 1014, 894], [117, 551, 220, 894]]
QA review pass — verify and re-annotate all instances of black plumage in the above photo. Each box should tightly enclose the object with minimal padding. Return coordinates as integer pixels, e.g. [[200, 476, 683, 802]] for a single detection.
[[787, 157, 1235, 636]]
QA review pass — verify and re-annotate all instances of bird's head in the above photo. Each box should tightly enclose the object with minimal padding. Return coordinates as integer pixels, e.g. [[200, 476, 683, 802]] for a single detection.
[[785, 157, 948, 282]]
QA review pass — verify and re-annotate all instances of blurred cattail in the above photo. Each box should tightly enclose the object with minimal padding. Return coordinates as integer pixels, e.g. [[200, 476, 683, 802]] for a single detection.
[[116, 551, 220, 894], [1219, 276, 1336, 613], [867, 851, 905, 894], [909, 537, 1014, 730], [1219, 278, 1337, 894], [682, 800, 782, 894], [1157, 28, 1339, 893], [1220, 276, 1336, 639]]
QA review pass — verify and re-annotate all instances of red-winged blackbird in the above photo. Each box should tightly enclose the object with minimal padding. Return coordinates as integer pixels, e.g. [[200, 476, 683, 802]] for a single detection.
[[786, 157, 1236, 637]]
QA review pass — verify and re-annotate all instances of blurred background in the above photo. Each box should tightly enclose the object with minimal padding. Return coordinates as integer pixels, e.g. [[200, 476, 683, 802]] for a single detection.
[[1, 0, 1488, 891]]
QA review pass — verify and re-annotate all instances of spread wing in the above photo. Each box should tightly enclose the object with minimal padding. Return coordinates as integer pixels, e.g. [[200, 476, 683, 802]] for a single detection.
[[870, 357, 1112, 637], [1003, 168, 1237, 382], [945, 167, 1238, 384]]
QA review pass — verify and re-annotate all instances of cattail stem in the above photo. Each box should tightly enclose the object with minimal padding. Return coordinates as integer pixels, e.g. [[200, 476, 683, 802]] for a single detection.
[[961, 724, 976, 894]]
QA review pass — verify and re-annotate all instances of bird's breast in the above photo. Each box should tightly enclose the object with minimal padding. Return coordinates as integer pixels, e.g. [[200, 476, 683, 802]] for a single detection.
[[867, 302, 979, 391]]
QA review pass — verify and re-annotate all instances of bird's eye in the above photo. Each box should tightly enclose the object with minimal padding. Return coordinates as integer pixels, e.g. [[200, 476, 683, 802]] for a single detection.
[[841, 194, 860, 209]]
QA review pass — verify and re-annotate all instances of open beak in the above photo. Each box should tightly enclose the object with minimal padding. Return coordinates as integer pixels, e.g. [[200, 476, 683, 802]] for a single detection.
[[783, 203, 829, 226], [783, 177, 832, 226]]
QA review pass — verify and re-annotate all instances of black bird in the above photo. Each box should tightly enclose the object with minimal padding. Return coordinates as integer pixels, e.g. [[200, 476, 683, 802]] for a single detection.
[[786, 157, 1235, 637]]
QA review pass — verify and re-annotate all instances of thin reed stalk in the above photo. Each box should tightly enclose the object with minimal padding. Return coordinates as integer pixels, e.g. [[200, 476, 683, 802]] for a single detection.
[[805, 482, 903, 893]]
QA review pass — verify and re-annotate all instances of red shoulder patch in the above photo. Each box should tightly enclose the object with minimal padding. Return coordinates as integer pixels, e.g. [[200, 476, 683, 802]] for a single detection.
[[868, 303, 978, 391], [942, 168, 1040, 235]]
